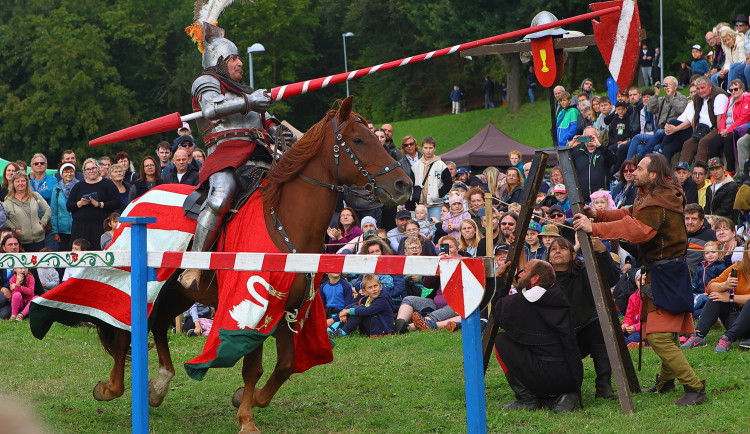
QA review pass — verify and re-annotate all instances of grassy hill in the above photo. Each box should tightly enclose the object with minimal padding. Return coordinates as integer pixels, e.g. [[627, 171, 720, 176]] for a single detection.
[[390, 100, 557, 154]]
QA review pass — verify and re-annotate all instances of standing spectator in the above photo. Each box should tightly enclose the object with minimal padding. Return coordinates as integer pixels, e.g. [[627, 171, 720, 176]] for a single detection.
[[128, 156, 163, 203], [156, 141, 172, 172], [162, 136, 202, 179], [98, 157, 112, 178], [556, 92, 578, 145], [0, 163, 21, 200], [67, 158, 121, 249], [163, 149, 200, 186], [526, 66, 537, 103], [711, 80, 750, 174], [107, 164, 131, 212], [50, 163, 77, 252], [651, 47, 662, 85], [609, 101, 633, 169], [4, 172, 51, 252], [450, 85, 461, 114], [54, 150, 84, 181], [100, 212, 119, 250], [412, 137, 452, 221], [705, 157, 738, 219], [676, 76, 728, 165], [326, 207, 362, 254], [568, 126, 616, 203], [114, 151, 139, 184], [640, 43, 654, 86], [28, 154, 56, 204], [500, 81, 507, 106], [483, 75, 495, 108], [192, 149, 207, 164], [398, 135, 420, 182]]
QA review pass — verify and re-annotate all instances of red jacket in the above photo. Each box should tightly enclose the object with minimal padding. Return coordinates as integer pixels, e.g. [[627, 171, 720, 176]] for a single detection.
[[719, 92, 750, 134], [622, 289, 641, 332]]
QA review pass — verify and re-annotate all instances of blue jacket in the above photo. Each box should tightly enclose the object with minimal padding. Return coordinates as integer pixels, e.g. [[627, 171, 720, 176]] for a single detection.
[[556, 107, 579, 145], [50, 184, 73, 235], [691, 260, 727, 295], [352, 274, 405, 308], [30, 174, 58, 203], [333, 293, 395, 336], [450, 89, 461, 102], [319, 279, 354, 310]]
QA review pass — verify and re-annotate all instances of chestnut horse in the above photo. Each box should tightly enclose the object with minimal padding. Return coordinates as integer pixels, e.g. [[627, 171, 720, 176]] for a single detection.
[[90, 96, 411, 432]]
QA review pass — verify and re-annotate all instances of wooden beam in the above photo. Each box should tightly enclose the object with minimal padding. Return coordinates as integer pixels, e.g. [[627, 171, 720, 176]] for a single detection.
[[460, 35, 597, 57], [481, 150, 548, 372], [557, 147, 641, 414]]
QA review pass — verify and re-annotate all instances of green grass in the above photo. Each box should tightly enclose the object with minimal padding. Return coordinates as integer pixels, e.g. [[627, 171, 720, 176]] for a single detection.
[[2, 322, 750, 433], [390, 101, 556, 154]]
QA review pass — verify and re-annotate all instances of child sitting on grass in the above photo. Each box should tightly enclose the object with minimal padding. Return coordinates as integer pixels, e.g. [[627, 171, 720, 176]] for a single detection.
[[622, 269, 645, 348], [691, 241, 726, 318], [328, 274, 394, 338], [320, 272, 354, 318], [8, 268, 35, 321]]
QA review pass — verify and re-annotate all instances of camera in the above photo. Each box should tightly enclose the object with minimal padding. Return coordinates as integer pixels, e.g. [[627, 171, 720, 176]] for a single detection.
[[655, 82, 664, 88], [578, 135, 591, 143]]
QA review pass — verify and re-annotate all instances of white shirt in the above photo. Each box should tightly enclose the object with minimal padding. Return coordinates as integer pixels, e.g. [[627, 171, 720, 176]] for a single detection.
[[676, 93, 728, 127]]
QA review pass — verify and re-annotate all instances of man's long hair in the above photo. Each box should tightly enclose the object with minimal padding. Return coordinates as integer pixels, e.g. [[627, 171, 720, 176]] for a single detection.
[[643, 153, 684, 197]]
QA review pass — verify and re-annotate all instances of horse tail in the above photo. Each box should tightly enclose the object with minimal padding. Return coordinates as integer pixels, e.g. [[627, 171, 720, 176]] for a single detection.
[[97, 323, 119, 358]]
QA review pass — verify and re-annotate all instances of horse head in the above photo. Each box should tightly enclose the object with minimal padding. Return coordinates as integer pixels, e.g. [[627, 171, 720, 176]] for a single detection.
[[329, 96, 412, 204]]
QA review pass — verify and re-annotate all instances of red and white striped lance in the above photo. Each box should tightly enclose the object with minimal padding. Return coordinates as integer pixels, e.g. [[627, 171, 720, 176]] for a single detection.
[[270, 5, 621, 101]]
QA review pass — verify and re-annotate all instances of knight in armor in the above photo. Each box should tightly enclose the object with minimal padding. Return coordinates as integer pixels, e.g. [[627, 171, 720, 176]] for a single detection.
[[179, 32, 293, 290]]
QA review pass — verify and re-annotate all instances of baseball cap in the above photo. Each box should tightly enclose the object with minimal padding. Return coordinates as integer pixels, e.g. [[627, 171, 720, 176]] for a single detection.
[[675, 161, 690, 171], [691, 44, 702, 51], [528, 221, 542, 233], [553, 184, 566, 194], [548, 204, 565, 215], [396, 209, 411, 219], [615, 100, 628, 108], [177, 122, 190, 133], [707, 157, 724, 169], [362, 229, 379, 240], [494, 243, 510, 254], [456, 167, 470, 175]]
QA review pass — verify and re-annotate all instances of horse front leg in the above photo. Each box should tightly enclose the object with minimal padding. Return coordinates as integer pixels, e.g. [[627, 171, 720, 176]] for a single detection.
[[93, 328, 130, 401], [148, 316, 176, 407], [237, 346, 264, 433], [252, 322, 295, 408]]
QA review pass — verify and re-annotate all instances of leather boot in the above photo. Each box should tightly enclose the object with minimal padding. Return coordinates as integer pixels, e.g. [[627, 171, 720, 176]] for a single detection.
[[394, 318, 408, 334], [179, 269, 202, 291], [592, 344, 616, 399], [646, 374, 676, 393], [675, 380, 708, 406], [503, 373, 539, 411], [551, 392, 580, 413]]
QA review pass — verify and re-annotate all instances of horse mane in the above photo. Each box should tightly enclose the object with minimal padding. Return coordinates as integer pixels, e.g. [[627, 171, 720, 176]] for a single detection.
[[263, 104, 367, 210]]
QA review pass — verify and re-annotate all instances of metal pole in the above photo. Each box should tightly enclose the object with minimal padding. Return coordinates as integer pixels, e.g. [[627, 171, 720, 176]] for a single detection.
[[120, 216, 156, 434], [248, 52, 255, 90], [343, 34, 350, 97], [659, 0, 664, 83]]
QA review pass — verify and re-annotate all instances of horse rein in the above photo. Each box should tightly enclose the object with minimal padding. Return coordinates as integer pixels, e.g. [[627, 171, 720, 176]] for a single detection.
[[299, 116, 402, 202]]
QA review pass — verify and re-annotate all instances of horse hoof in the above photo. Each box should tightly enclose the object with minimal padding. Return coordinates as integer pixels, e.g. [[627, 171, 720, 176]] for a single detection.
[[148, 378, 166, 407], [93, 381, 113, 401], [239, 424, 261, 434], [232, 387, 245, 408]]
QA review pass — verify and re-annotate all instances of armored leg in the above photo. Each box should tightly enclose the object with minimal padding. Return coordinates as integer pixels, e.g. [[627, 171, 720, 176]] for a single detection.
[[180, 170, 237, 290]]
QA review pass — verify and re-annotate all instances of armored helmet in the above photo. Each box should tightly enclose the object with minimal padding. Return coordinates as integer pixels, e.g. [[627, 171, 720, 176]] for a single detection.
[[526, 11, 568, 39], [202, 37, 239, 69]]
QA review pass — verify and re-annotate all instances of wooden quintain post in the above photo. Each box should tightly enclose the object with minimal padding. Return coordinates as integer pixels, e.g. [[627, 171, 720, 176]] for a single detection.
[[481, 151, 548, 371], [557, 147, 641, 414]]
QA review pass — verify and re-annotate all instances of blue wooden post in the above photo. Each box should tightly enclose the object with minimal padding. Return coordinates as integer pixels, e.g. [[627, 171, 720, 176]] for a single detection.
[[462, 310, 487, 434], [120, 216, 156, 434]]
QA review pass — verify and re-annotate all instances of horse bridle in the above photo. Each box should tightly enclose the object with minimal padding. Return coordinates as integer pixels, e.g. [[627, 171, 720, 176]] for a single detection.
[[299, 116, 401, 202]]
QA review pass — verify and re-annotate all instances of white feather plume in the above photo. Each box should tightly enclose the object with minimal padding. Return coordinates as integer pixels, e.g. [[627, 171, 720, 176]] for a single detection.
[[193, 0, 247, 24]]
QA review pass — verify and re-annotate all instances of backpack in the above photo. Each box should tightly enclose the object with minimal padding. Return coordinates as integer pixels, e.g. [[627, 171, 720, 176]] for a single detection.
[[612, 269, 637, 315]]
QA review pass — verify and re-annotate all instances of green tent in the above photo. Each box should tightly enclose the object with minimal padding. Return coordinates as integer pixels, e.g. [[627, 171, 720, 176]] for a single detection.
[[0, 158, 59, 177]]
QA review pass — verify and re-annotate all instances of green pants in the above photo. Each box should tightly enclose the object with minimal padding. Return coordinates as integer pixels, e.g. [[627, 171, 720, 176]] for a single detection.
[[647, 332, 702, 389]]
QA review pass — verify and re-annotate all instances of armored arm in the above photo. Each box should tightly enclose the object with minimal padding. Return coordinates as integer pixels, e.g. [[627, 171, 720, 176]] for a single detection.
[[192, 75, 271, 120]]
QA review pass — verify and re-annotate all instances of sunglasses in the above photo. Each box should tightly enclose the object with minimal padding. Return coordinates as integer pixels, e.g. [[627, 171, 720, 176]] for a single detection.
[[32, 162, 46, 166], [623, 169, 635, 174], [179, 143, 193, 147], [403, 142, 416, 147], [729, 88, 741, 92], [549, 213, 564, 218]]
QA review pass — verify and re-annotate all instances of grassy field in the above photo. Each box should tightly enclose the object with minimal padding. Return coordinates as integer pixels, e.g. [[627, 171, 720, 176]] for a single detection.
[[3, 321, 750, 433], [390, 100, 556, 155]]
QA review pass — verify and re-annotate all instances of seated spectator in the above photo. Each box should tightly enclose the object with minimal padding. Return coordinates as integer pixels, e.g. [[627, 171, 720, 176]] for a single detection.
[[524, 221, 545, 261], [182, 302, 213, 336], [442, 194, 470, 239], [338, 216, 377, 254], [8, 267, 35, 321], [36, 247, 60, 293], [319, 272, 354, 318], [410, 236, 467, 332], [547, 204, 575, 244], [710, 27, 745, 89], [621, 270, 645, 347], [539, 225, 561, 259], [353, 238, 405, 308], [711, 79, 750, 174], [386, 209, 412, 252], [685, 203, 717, 274], [476, 207, 502, 255], [393, 237, 443, 333], [499, 167, 524, 210], [128, 156, 164, 203], [100, 212, 120, 250], [690, 45, 710, 76], [692, 161, 711, 208], [705, 157, 738, 220], [692, 241, 726, 318], [568, 127, 616, 203], [4, 172, 50, 252], [396, 220, 437, 256], [328, 274, 395, 338], [62, 238, 90, 282], [682, 238, 750, 353], [713, 217, 741, 263], [326, 207, 362, 254], [413, 204, 436, 240], [551, 184, 571, 217], [458, 218, 482, 257], [51, 163, 77, 252], [673, 161, 698, 205]]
